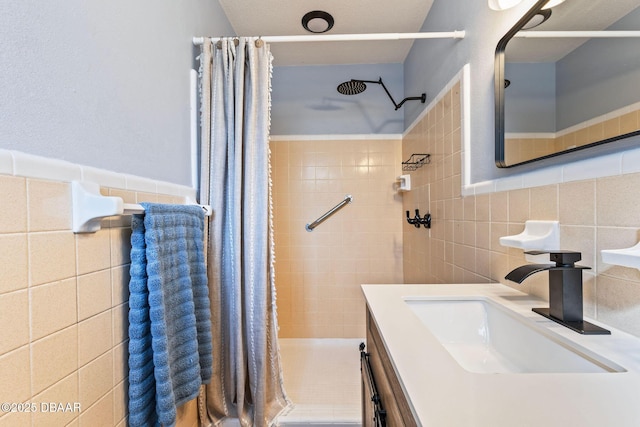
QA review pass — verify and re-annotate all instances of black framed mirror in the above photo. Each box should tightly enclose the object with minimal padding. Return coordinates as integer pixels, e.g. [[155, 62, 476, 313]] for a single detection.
[[495, 0, 640, 168]]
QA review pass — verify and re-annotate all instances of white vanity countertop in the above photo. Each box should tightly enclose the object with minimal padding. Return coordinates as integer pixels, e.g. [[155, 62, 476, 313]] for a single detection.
[[362, 283, 640, 427]]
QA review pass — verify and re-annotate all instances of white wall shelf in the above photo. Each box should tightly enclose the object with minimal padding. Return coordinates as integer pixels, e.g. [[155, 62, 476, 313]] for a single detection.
[[602, 243, 640, 270], [499, 220, 560, 251]]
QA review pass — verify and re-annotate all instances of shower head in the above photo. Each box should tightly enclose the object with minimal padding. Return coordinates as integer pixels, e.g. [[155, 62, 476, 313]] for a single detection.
[[337, 80, 367, 95], [336, 77, 426, 110]]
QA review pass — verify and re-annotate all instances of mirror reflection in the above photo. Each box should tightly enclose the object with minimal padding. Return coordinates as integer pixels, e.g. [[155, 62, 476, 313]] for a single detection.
[[495, 0, 640, 167]]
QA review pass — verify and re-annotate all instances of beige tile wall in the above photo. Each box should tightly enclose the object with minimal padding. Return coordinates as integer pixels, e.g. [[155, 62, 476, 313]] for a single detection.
[[271, 139, 404, 338], [505, 107, 640, 165], [556, 108, 640, 151], [403, 81, 640, 338], [0, 175, 198, 427], [504, 137, 556, 165]]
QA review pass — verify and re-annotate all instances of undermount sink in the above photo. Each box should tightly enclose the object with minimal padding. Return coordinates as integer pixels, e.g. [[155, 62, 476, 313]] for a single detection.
[[404, 297, 624, 374]]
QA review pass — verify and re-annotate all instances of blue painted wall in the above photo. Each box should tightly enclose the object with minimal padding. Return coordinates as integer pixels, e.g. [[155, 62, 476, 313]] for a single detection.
[[404, 0, 640, 181], [270, 63, 404, 135], [1, 0, 235, 186], [504, 62, 556, 133], [503, 5, 640, 133], [269, 0, 539, 182], [556, 6, 640, 129], [404, 0, 535, 182]]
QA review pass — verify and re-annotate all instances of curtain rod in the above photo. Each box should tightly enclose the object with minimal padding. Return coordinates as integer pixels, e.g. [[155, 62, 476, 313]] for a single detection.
[[514, 31, 640, 38], [192, 31, 465, 45]]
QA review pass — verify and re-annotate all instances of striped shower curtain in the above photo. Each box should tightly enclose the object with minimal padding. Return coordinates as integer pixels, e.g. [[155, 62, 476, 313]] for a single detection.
[[198, 37, 291, 426]]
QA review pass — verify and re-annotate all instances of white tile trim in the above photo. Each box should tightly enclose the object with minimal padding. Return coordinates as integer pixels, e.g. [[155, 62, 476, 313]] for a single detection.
[[0, 150, 13, 175], [562, 152, 622, 182], [124, 174, 158, 193], [464, 180, 495, 196], [12, 150, 82, 182], [0, 149, 195, 199], [621, 147, 640, 174], [398, 65, 640, 197], [81, 166, 127, 189], [270, 134, 401, 141], [467, 149, 638, 195], [521, 166, 563, 188], [494, 174, 525, 192]]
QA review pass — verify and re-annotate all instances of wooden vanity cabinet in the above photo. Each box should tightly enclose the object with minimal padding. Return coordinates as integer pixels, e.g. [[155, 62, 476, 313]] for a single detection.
[[361, 308, 418, 427]]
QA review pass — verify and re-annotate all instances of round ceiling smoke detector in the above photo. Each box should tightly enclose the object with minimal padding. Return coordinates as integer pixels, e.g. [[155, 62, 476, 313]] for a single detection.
[[302, 10, 334, 33]]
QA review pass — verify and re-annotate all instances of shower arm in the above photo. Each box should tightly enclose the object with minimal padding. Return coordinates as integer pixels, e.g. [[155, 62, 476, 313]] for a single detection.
[[352, 78, 426, 110]]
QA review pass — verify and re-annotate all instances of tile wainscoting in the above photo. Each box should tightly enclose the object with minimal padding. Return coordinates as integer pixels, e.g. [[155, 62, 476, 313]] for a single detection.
[[403, 76, 640, 338], [0, 149, 198, 427]]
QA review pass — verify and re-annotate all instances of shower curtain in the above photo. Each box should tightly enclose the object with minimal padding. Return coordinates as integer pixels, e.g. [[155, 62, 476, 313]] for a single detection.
[[197, 37, 291, 426]]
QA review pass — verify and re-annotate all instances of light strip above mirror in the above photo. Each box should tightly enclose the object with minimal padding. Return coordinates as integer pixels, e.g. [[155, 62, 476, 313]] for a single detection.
[[488, 0, 524, 11], [487, 0, 565, 11], [541, 0, 566, 9], [514, 31, 640, 38]]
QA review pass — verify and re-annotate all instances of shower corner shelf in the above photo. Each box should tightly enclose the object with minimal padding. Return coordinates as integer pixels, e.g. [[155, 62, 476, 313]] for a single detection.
[[402, 154, 431, 171]]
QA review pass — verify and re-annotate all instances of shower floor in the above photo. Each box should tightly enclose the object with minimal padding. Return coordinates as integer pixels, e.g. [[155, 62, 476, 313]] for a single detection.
[[278, 338, 363, 426]]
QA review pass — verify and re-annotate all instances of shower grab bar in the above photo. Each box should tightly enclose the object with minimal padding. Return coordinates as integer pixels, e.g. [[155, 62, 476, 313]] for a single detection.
[[72, 181, 211, 234], [305, 194, 353, 232]]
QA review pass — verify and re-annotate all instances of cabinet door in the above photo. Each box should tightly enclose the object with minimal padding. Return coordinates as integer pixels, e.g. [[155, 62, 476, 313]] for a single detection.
[[361, 344, 386, 427], [365, 310, 418, 427]]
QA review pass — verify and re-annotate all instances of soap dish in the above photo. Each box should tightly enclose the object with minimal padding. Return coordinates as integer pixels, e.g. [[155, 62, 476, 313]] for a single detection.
[[602, 242, 640, 270], [396, 174, 411, 192], [499, 220, 559, 250]]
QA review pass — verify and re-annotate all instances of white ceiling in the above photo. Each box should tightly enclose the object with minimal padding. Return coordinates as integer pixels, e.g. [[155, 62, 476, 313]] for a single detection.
[[217, 0, 435, 66], [218, 0, 639, 66], [507, 0, 640, 62]]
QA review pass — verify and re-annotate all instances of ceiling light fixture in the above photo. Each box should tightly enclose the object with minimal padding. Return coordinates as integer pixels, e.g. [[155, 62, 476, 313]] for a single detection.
[[521, 9, 552, 29], [488, 0, 524, 11], [488, 0, 565, 11], [302, 10, 334, 34], [542, 0, 566, 9]]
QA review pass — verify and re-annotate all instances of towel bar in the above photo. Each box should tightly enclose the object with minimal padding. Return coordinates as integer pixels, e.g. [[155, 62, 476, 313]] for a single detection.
[[305, 194, 353, 232], [71, 181, 211, 233]]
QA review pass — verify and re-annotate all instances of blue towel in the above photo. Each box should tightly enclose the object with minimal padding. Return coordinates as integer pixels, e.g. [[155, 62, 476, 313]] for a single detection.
[[128, 203, 212, 427]]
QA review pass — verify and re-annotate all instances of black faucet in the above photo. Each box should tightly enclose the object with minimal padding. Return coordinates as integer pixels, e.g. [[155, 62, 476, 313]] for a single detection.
[[505, 250, 610, 335]]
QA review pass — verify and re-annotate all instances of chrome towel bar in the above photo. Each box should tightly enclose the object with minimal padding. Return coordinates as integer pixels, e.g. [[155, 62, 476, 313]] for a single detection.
[[305, 194, 353, 232]]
